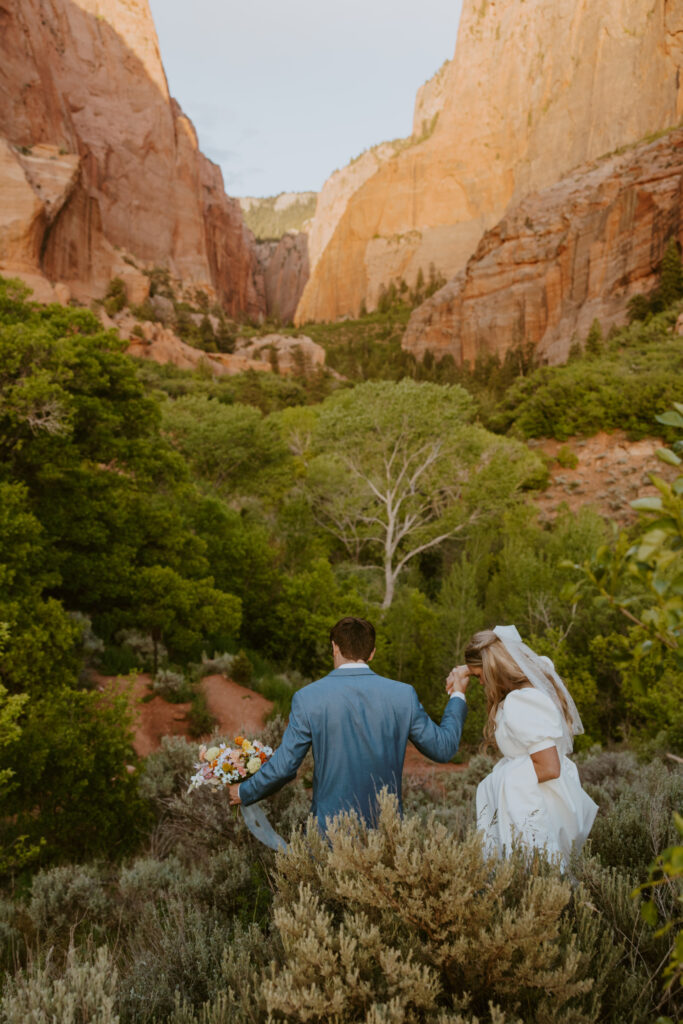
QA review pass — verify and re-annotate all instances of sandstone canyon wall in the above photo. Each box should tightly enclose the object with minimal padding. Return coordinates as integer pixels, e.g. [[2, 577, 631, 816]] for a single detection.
[[295, 0, 683, 324], [402, 128, 683, 365], [254, 233, 310, 324], [0, 0, 264, 318]]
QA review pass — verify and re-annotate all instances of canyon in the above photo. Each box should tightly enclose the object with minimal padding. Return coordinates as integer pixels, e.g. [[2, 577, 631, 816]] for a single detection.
[[2, 0, 682, 375], [0, 0, 265, 318], [295, 0, 683, 326]]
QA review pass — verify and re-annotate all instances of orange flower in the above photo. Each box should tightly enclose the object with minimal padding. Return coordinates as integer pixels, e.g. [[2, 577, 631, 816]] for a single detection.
[[259, 752, 267, 762], [234, 736, 244, 745]]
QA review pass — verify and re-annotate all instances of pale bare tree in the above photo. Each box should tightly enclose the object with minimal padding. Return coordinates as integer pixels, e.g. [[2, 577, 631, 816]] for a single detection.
[[305, 380, 540, 608]]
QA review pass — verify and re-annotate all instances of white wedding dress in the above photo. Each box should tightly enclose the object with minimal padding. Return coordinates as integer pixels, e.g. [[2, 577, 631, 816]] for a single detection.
[[476, 687, 598, 867]]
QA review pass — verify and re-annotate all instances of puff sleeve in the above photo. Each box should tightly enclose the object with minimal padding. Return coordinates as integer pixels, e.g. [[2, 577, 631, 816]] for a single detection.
[[500, 689, 564, 754]]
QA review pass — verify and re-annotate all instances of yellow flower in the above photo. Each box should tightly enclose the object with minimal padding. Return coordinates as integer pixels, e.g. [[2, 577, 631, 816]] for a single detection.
[[205, 746, 220, 763], [246, 756, 262, 773]]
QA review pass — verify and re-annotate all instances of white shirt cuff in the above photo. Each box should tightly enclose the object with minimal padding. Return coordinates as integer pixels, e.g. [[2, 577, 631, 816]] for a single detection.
[[449, 691, 466, 702]]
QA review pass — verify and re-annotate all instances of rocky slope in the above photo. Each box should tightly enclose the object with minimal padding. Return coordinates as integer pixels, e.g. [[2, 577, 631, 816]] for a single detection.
[[295, 0, 683, 324], [403, 127, 683, 364], [0, 0, 264, 318]]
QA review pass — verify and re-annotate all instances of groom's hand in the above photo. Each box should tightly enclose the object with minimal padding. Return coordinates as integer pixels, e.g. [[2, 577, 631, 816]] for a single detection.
[[446, 665, 470, 696], [229, 784, 242, 806]]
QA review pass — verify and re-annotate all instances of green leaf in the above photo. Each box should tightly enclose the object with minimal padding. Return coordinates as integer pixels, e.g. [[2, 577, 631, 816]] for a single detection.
[[631, 496, 663, 512], [656, 410, 683, 429], [640, 900, 659, 926], [656, 447, 682, 466]]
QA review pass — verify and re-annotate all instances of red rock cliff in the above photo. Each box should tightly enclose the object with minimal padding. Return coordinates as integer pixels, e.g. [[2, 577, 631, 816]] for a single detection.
[[402, 128, 683, 365], [0, 0, 264, 318], [295, 0, 683, 324]]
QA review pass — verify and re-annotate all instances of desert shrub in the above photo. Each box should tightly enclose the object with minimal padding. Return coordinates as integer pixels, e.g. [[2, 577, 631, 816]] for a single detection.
[[117, 854, 186, 908], [0, 895, 21, 969], [272, 792, 614, 1024], [138, 735, 196, 811], [576, 856, 681, 1022], [143, 922, 269, 1024], [556, 444, 579, 469], [197, 651, 234, 677], [584, 759, 682, 874], [117, 900, 268, 1024], [230, 649, 253, 684], [103, 276, 127, 317], [152, 669, 192, 703], [26, 863, 110, 947], [0, 943, 119, 1024], [115, 630, 167, 673], [187, 692, 217, 738]]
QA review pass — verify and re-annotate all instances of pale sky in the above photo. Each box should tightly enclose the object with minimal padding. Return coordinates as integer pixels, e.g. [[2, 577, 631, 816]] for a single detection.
[[148, 0, 463, 199]]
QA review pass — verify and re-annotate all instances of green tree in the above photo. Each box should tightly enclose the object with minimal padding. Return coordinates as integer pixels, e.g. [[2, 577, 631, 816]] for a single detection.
[[133, 566, 242, 669], [584, 318, 603, 358], [306, 380, 542, 607], [563, 406, 683, 687], [659, 237, 683, 309], [161, 395, 288, 495]]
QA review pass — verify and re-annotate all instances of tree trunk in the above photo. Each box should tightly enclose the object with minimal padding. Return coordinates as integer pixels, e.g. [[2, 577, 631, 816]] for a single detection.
[[382, 562, 396, 609]]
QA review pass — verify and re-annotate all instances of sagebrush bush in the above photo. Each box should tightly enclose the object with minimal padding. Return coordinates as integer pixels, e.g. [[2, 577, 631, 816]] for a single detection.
[[272, 792, 603, 1024], [117, 902, 268, 1024], [152, 670, 192, 703], [138, 735, 196, 811], [575, 856, 680, 1022], [116, 630, 167, 672], [582, 758, 682, 873], [197, 651, 234, 677], [27, 863, 109, 946], [0, 943, 119, 1024]]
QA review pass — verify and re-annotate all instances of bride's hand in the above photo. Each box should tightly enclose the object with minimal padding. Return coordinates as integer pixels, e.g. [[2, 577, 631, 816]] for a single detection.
[[446, 665, 470, 695]]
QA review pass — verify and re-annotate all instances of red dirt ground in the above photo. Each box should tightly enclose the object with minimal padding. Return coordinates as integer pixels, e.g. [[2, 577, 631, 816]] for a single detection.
[[98, 672, 463, 775]]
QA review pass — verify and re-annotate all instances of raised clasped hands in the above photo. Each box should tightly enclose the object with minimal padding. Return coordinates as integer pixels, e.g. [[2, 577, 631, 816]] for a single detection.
[[446, 664, 471, 696]]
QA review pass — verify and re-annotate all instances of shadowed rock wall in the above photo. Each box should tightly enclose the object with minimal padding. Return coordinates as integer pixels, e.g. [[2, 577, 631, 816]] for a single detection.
[[0, 0, 264, 318]]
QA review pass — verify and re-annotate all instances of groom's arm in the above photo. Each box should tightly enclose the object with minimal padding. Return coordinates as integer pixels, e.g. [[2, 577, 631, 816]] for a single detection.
[[238, 691, 312, 806], [408, 688, 467, 762]]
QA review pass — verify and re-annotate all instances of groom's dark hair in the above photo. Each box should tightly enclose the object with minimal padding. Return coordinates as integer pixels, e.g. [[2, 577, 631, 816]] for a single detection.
[[330, 617, 376, 661]]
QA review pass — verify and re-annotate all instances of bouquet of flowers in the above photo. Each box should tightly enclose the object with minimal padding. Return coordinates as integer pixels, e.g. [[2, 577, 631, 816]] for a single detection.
[[187, 735, 274, 792]]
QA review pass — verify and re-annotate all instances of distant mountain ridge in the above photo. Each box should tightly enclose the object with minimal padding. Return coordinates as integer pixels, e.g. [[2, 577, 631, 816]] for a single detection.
[[239, 192, 317, 240]]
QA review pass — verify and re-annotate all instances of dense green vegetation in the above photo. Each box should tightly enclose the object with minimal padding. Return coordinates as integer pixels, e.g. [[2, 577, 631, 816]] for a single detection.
[[0, 266, 682, 1021], [239, 192, 317, 240]]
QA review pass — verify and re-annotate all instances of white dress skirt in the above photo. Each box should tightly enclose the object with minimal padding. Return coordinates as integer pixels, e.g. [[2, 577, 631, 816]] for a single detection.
[[475, 688, 598, 867]]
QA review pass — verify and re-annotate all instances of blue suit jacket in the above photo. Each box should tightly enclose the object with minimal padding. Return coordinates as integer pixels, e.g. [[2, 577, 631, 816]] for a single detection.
[[238, 665, 467, 830]]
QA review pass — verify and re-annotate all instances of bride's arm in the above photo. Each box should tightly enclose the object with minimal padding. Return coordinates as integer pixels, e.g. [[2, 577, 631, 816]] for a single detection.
[[530, 745, 561, 782]]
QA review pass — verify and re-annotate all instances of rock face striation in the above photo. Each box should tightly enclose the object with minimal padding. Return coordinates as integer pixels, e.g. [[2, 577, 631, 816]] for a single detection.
[[254, 233, 310, 324], [295, 0, 683, 324], [0, 0, 264, 318], [402, 129, 683, 365]]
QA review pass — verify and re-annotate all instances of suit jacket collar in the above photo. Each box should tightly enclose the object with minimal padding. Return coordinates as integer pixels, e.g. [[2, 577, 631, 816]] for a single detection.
[[327, 664, 376, 677]]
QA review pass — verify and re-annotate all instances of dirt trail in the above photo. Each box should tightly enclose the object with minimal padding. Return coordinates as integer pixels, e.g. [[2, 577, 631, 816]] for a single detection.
[[99, 672, 463, 775]]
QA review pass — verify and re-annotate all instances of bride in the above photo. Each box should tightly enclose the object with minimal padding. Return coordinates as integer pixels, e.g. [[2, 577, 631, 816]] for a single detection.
[[449, 625, 598, 868]]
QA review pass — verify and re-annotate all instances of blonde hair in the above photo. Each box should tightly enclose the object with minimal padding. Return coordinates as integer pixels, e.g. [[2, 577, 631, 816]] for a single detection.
[[464, 629, 572, 749]]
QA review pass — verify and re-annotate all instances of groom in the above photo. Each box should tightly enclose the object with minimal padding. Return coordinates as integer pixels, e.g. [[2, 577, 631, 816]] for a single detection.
[[229, 616, 469, 830]]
